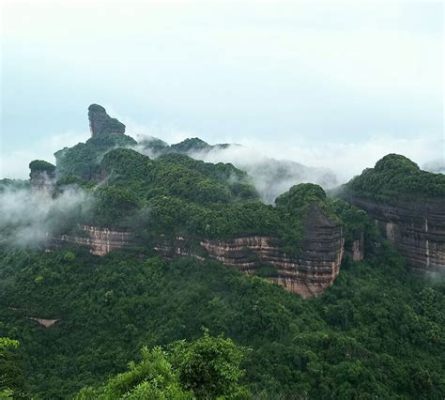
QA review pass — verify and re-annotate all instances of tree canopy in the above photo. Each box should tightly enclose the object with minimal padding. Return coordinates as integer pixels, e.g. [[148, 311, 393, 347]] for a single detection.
[[345, 153, 445, 201]]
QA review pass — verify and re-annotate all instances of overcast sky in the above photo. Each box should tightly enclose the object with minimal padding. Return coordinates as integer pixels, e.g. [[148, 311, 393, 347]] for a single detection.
[[1, 0, 443, 180]]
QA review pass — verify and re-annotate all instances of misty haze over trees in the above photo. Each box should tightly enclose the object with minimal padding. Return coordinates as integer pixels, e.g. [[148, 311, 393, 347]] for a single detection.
[[1, 1, 444, 399], [0, 103, 444, 399]]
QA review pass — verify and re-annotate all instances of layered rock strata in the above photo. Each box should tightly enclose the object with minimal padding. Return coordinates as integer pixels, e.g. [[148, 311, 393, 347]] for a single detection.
[[347, 196, 445, 272], [155, 207, 344, 298], [53, 209, 344, 297], [57, 225, 132, 256]]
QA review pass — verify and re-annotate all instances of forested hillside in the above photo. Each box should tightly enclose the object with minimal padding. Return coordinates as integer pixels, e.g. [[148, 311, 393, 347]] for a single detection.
[[1, 106, 444, 399], [1, 241, 444, 399]]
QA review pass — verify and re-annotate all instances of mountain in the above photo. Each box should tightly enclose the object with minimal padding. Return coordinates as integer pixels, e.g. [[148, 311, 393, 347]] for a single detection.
[[0, 105, 444, 399], [25, 105, 347, 298], [54, 105, 136, 181], [341, 154, 445, 273], [139, 136, 338, 204]]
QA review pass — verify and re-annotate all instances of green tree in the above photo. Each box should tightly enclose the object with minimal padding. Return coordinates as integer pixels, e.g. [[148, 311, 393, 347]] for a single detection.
[[0, 337, 25, 399], [169, 332, 251, 400], [75, 333, 251, 400], [75, 347, 192, 400]]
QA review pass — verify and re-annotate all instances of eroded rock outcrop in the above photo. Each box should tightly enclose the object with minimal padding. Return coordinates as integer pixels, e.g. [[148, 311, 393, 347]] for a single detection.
[[29, 160, 56, 193], [88, 104, 126, 137], [343, 154, 445, 273], [30, 317, 59, 328], [57, 225, 132, 256], [155, 206, 344, 298], [346, 196, 445, 272], [350, 233, 365, 262], [52, 205, 344, 298]]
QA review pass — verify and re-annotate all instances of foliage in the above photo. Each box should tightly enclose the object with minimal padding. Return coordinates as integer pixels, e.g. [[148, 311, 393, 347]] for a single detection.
[[51, 135, 339, 256], [75, 346, 193, 400], [345, 153, 445, 201], [75, 149, 339, 256], [170, 138, 211, 153], [169, 332, 250, 400], [75, 333, 250, 400], [54, 133, 136, 181], [0, 337, 27, 399], [275, 183, 326, 211], [274, 183, 341, 254], [99, 148, 257, 205], [0, 245, 444, 399], [28, 160, 56, 173], [5, 135, 445, 400], [140, 137, 215, 156], [330, 198, 379, 252], [90, 149, 323, 249]]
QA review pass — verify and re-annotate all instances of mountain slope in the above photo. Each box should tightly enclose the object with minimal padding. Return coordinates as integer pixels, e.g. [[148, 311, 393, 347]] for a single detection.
[[341, 154, 445, 273], [1, 244, 444, 399], [139, 136, 338, 203]]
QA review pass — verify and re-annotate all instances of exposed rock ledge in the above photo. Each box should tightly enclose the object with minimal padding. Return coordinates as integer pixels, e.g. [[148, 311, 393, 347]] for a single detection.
[[53, 208, 344, 298], [29, 318, 59, 328], [57, 225, 133, 256], [346, 196, 445, 273]]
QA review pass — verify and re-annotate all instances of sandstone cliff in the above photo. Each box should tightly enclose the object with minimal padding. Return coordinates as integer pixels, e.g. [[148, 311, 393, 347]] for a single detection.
[[345, 195, 445, 273], [29, 160, 56, 193], [201, 204, 344, 298], [56, 225, 133, 256], [88, 104, 126, 137], [342, 154, 445, 273], [54, 205, 344, 298]]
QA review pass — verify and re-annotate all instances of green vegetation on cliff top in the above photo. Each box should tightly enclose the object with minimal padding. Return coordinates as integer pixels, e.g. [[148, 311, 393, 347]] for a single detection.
[[54, 133, 137, 181], [55, 141, 338, 253], [28, 160, 56, 174], [2, 107, 444, 400], [345, 153, 445, 201]]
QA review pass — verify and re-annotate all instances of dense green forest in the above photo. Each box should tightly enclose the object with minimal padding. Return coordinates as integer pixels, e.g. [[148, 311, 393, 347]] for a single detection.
[[52, 145, 341, 253], [54, 133, 136, 181], [1, 241, 444, 399], [1, 122, 445, 399], [344, 154, 445, 201]]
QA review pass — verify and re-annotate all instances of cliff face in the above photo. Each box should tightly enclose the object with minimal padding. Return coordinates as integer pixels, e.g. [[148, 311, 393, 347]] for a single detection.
[[56, 207, 344, 298], [29, 160, 56, 193], [56, 225, 132, 256], [30, 170, 55, 193], [350, 233, 365, 262], [159, 206, 344, 297], [157, 234, 342, 298], [202, 217, 344, 298], [347, 196, 445, 272], [88, 104, 126, 137]]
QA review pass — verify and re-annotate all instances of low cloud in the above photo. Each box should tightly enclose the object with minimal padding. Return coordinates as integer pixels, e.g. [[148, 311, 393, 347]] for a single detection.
[[0, 184, 92, 247], [225, 134, 443, 182], [136, 132, 442, 203], [0, 131, 89, 180], [423, 159, 445, 174], [3, 126, 442, 207], [187, 145, 337, 203]]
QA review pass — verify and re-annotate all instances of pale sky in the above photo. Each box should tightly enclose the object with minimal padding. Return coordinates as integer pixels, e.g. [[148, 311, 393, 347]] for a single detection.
[[0, 0, 443, 180]]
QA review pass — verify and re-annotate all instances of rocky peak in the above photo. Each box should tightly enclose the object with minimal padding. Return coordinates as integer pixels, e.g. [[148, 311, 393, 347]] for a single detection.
[[342, 154, 445, 273], [29, 160, 56, 192], [88, 104, 126, 137]]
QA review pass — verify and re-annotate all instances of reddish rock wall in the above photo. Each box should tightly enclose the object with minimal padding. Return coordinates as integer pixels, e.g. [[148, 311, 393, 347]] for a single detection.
[[53, 207, 344, 298], [347, 196, 445, 272]]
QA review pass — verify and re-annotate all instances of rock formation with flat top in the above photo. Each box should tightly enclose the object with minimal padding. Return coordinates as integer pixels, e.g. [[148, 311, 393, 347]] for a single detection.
[[88, 104, 126, 137]]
